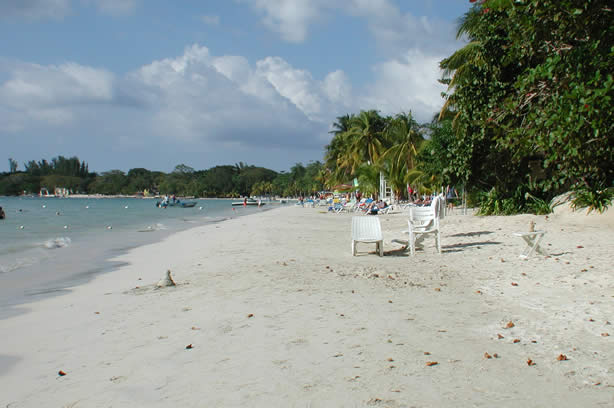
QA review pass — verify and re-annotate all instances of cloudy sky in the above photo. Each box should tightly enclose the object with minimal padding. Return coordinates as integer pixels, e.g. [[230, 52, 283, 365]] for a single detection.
[[1, 0, 471, 173]]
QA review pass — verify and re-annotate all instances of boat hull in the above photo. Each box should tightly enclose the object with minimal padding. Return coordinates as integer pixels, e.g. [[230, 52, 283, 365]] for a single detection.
[[231, 201, 265, 206]]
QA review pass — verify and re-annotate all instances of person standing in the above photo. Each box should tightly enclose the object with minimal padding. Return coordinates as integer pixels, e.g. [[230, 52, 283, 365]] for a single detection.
[[0, 206, 5, 219]]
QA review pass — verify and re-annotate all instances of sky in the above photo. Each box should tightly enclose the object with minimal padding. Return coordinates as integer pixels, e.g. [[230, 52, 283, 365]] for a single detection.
[[1, 0, 472, 173]]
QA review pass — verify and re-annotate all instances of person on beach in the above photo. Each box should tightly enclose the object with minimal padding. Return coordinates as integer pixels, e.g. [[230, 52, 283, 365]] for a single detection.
[[366, 200, 387, 214], [243, 197, 247, 207], [0, 206, 5, 219]]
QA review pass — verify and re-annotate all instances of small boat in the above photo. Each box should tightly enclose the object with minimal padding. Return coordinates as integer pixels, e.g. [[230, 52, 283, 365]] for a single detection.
[[231, 198, 265, 206], [156, 200, 197, 208]]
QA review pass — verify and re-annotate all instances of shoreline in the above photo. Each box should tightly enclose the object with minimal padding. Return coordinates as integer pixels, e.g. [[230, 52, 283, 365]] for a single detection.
[[0, 198, 277, 320], [1, 205, 612, 406]]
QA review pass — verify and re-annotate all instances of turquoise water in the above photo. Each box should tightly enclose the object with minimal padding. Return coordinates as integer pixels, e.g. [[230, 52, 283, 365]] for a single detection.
[[0, 196, 276, 315]]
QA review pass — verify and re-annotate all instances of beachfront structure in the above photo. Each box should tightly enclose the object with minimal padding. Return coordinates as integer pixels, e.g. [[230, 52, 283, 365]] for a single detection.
[[379, 173, 394, 203]]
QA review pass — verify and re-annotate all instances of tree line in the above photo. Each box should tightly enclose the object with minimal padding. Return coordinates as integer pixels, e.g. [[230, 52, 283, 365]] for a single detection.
[[1, 157, 326, 198]]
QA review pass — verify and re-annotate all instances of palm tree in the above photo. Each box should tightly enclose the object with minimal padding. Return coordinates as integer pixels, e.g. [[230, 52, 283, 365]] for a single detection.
[[439, 7, 484, 121], [379, 113, 425, 198], [346, 110, 387, 166]]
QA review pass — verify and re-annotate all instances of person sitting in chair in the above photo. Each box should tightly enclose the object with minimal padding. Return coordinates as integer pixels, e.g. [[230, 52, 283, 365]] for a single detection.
[[367, 200, 387, 214]]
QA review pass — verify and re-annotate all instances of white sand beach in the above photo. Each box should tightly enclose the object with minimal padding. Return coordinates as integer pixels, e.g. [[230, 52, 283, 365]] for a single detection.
[[1, 205, 613, 407]]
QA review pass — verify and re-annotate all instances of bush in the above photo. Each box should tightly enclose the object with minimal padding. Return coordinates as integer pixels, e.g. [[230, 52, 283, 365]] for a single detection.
[[571, 185, 614, 214]]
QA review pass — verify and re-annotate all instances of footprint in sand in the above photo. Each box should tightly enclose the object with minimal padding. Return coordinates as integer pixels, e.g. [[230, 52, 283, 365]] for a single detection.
[[110, 375, 127, 384]]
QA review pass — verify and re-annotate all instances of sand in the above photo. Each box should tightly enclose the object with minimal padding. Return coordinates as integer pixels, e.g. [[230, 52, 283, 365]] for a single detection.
[[1, 204, 613, 407]]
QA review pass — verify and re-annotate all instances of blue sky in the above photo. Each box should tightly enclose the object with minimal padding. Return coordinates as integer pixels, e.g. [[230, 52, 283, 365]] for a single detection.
[[1, 0, 471, 173]]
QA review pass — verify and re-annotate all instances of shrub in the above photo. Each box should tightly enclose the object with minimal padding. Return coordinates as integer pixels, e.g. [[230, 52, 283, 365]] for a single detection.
[[571, 185, 614, 214]]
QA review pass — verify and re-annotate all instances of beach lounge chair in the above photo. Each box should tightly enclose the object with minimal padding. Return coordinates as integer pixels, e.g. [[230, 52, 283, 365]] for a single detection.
[[351, 216, 384, 256], [514, 230, 547, 258], [407, 200, 441, 256]]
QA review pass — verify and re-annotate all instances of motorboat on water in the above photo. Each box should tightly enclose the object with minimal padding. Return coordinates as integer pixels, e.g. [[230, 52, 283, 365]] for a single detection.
[[231, 198, 265, 206], [156, 199, 197, 208]]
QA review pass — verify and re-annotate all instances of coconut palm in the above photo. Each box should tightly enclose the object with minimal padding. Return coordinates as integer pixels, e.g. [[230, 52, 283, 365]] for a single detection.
[[439, 6, 485, 121], [379, 113, 425, 198], [346, 110, 387, 167]]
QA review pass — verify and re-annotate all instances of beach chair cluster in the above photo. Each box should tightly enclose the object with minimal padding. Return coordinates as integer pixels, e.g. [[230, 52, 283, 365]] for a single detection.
[[352, 195, 444, 257], [329, 197, 396, 215], [351, 194, 550, 259]]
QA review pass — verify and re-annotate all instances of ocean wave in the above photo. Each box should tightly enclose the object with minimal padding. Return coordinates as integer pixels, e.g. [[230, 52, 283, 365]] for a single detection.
[[43, 237, 72, 249], [0, 258, 36, 274], [138, 223, 167, 232]]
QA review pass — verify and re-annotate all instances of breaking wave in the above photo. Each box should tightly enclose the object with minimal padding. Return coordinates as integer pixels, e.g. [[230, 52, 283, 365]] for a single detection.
[[43, 237, 72, 249]]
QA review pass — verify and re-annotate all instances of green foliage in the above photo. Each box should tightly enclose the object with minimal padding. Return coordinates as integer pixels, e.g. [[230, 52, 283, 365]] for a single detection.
[[476, 188, 553, 216], [571, 185, 614, 214], [476, 188, 521, 216], [524, 193, 553, 215], [439, 0, 613, 208]]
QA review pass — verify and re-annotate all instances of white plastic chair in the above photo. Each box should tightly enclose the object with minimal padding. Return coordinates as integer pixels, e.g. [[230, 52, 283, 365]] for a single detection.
[[351, 216, 383, 256], [408, 200, 441, 256], [514, 231, 547, 258]]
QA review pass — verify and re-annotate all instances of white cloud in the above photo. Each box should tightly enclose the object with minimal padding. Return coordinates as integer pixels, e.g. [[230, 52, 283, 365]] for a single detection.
[[322, 70, 351, 106], [240, 0, 457, 124], [1, 45, 339, 170], [240, 0, 331, 43], [362, 49, 446, 122], [0, 59, 115, 130]]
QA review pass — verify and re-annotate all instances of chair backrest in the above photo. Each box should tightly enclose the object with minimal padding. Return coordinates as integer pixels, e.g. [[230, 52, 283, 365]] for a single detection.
[[352, 216, 382, 241], [409, 205, 438, 229], [435, 194, 445, 220]]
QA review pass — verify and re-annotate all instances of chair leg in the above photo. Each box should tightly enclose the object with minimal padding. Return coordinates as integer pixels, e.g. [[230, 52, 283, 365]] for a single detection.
[[352, 240, 356, 256], [519, 233, 546, 258], [436, 231, 441, 253], [533, 234, 547, 255], [409, 232, 415, 256]]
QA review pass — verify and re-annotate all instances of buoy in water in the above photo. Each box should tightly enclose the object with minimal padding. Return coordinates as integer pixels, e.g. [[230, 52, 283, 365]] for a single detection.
[[64, 225, 68, 229], [124, 206, 129, 209], [42, 205, 46, 208], [19, 225, 24, 229], [106, 225, 112, 230]]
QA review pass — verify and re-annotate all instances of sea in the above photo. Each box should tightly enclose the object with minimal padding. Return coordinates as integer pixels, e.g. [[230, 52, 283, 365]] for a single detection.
[[0, 196, 280, 318]]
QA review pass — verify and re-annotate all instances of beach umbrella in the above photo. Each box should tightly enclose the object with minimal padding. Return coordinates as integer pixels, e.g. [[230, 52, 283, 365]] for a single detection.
[[333, 184, 354, 192]]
